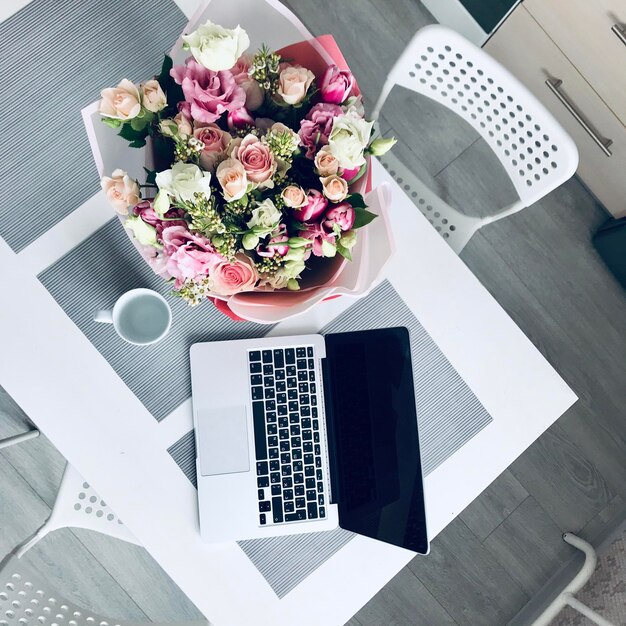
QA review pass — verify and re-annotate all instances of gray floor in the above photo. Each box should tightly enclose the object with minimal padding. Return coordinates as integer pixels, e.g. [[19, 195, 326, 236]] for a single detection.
[[1, 0, 626, 624]]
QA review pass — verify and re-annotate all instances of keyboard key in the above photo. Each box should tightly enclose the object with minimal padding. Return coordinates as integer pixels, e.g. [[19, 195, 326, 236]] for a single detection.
[[257, 476, 269, 488], [264, 388, 275, 399], [280, 452, 291, 464], [298, 371, 308, 381], [273, 350, 285, 368], [298, 382, 309, 393], [290, 425, 301, 437], [309, 371, 315, 381], [307, 502, 318, 519], [285, 501, 295, 513], [281, 465, 292, 476], [263, 364, 273, 375], [285, 348, 295, 364], [268, 435, 278, 447], [293, 449, 302, 460], [316, 457, 322, 468], [307, 347, 313, 357], [282, 477, 293, 488], [306, 477, 315, 489], [287, 377, 297, 388], [288, 389, 298, 400], [294, 472, 304, 484], [285, 511, 306, 522], [267, 424, 277, 435], [280, 440, 290, 452], [304, 453, 314, 465], [305, 466, 315, 477], [278, 416, 288, 428], [269, 447, 279, 459], [279, 429, 289, 440], [250, 362, 262, 374], [316, 469, 323, 481], [256, 461, 268, 476], [259, 501, 271, 512], [265, 400, 276, 411], [310, 383, 316, 394], [270, 460, 279, 472], [308, 359, 315, 369], [312, 407, 318, 418], [297, 359, 307, 370], [283, 488, 293, 500], [277, 392, 287, 404], [296, 497, 306, 508], [266, 411, 276, 423], [263, 375, 274, 387], [306, 489, 316, 501], [258, 489, 265, 500], [318, 494, 325, 506], [275, 369, 285, 381], [313, 419, 319, 430], [286, 365, 296, 376], [317, 481, 324, 493], [296, 347, 306, 358], [272, 497, 283, 523], [293, 460, 303, 471], [259, 513, 266, 525], [300, 394, 309, 405], [289, 413, 299, 424], [319, 507, 326, 518], [250, 350, 261, 361], [302, 418, 311, 429], [311, 395, 317, 406], [271, 484, 281, 496], [314, 445, 321, 456], [276, 380, 286, 392], [278, 405, 288, 416], [303, 429, 312, 441], [262, 350, 272, 363], [251, 374, 262, 385], [295, 486, 305, 497], [301, 406, 311, 417], [270, 472, 281, 484], [252, 386, 263, 400], [288, 400, 298, 412], [303, 442, 313, 453], [291, 436, 302, 448], [314, 432, 320, 443], [252, 402, 267, 460]]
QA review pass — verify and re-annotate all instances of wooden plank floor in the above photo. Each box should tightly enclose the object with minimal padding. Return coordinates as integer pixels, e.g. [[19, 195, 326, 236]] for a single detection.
[[2, 1, 626, 624]]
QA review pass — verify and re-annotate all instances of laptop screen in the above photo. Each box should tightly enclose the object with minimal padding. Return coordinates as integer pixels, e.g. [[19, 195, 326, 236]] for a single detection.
[[323, 327, 428, 554]]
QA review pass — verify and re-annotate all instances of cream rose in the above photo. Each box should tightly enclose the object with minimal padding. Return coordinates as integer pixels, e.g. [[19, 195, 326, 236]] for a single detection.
[[100, 169, 140, 215], [216, 158, 248, 202], [247, 199, 281, 233], [281, 185, 307, 209], [208, 253, 258, 296], [154, 162, 212, 212], [328, 111, 374, 169], [320, 175, 349, 203], [233, 134, 276, 185], [140, 79, 167, 113], [276, 66, 315, 106], [314, 146, 340, 176], [99, 79, 141, 120], [174, 112, 193, 136], [182, 20, 250, 71]]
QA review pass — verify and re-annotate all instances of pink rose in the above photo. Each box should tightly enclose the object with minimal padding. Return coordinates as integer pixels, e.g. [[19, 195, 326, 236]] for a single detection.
[[276, 65, 315, 105], [133, 201, 187, 242], [171, 59, 245, 124], [208, 253, 258, 296], [298, 103, 342, 159], [322, 202, 355, 232], [227, 106, 255, 130], [100, 169, 140, 215], [193, 124, 232, 172], [174, 112, 193, 136], [233, 134, 276, 184], [319, 65, 354, 104], [161, 225, 221, 288], [299, 222, 336, 257], [231, 55, 264, 111], [292, 189, 328, 222]]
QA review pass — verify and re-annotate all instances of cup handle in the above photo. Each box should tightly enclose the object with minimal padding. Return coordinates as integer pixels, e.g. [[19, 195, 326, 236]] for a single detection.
[[94, 309, 113, 324]]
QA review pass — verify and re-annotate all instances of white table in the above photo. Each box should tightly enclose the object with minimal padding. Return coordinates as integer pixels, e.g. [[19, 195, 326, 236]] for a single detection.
[[0, 1, 576, 624]]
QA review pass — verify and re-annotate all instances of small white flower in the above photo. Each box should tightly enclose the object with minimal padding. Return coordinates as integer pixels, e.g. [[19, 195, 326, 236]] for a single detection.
[[328, 111, 374, 170], [155, 162, 212, 210], [247, 199, 281, 234], [183, 20, 250, 71]]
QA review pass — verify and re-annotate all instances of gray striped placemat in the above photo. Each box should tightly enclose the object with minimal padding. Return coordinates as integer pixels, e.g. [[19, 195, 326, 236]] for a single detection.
[[168, 279, 493, 598], [38, 219, 271, 421], [0, 0, 185, 252]]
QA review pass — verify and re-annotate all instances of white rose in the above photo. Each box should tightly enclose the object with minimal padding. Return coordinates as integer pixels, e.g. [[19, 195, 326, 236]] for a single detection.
[[125, 215, 157, 246], [182, 20, 250, 71], [276, 65, 315, 106], [155, 162, 212, 211], [247, 199, 281, 234], [328, 112, 374, 170]]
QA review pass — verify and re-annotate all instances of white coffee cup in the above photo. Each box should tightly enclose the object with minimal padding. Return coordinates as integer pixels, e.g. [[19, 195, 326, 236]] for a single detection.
[[94, 288, 172, 345]]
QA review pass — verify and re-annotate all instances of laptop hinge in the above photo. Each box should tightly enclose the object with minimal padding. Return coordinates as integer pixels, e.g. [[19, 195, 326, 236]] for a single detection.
[[320, 357, 341, 505]]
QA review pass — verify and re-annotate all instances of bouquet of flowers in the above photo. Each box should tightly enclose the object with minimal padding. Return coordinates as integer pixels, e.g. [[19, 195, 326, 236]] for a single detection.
[[98, 20, 396, 313]]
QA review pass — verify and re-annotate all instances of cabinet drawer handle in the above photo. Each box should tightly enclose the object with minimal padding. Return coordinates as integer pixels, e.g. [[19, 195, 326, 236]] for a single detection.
[[545, 78, 613, 157], [611, 23, 626, 46]]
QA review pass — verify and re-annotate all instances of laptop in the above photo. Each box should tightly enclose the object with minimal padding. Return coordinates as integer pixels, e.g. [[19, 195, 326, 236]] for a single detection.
[[190, 326, 429, 554]]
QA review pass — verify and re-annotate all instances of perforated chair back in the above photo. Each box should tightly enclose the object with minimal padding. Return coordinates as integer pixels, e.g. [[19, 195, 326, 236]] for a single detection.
[[372, 25, 578, 252]]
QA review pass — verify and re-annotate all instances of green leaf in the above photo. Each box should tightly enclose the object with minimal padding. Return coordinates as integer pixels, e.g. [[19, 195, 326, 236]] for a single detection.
[[143, 167, 157, 186], [352, 207, 377, 229], [336, 243, 352, 261], [130, 112, 150, 132], [345, 193, 367, 209], [128, 138, 147, 148], [118, 123, 145, 141], [286, 237, 311, 248], [101, 116, 122, 128]]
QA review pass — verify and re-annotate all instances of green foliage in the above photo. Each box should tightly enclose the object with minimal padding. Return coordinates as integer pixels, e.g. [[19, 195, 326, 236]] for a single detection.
[[352, 207, 377, 229], [336, 242, 352, 261]]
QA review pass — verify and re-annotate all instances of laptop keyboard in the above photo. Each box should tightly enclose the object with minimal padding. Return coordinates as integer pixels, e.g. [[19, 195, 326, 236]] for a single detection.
[[249, 346, 327, 526]]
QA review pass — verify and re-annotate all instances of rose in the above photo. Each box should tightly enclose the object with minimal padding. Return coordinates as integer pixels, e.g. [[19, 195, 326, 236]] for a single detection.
[[323, 202, 355, 232], [292, 189, 328, 222], [328, 111, 374, 169], [154, 162, 212, 213], [140, 79, 167, 113], [298, 103, 342, 159], [281, 185, 307, 208], [208, 253, 258, 296], [314, 146, 339, 176], [174, 112, 193, 136], [247, 199, 281, 233], [193, 124, 232, 172], [276, 65, 315, 106], [231, 54, 264, 111], [182, 20, 250, 71], [161, 225, 221, 288], [299, 222, 336, 257], [100, 169, 140, 215], [227, 106, 255, 130], [133, 202, 187, 242], [100, 79, 141, 120], [319, 65, 354, 104], [171, 59, 245, 124], [216, 158, 247, 201], [320, 175, 348, 203], [233, 134, 276, 185], [256, 225, 289, 258]]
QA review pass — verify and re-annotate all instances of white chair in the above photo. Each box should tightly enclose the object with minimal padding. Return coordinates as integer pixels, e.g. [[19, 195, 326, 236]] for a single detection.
[[373, 24, 579, 253]]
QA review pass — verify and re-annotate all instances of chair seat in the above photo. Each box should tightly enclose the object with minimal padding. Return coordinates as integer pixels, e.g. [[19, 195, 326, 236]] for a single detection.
[[378, 152, 482, 254]]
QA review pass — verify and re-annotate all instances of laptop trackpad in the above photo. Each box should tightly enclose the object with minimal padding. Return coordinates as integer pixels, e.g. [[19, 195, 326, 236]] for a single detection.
[[198, 406, 250, 476]]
